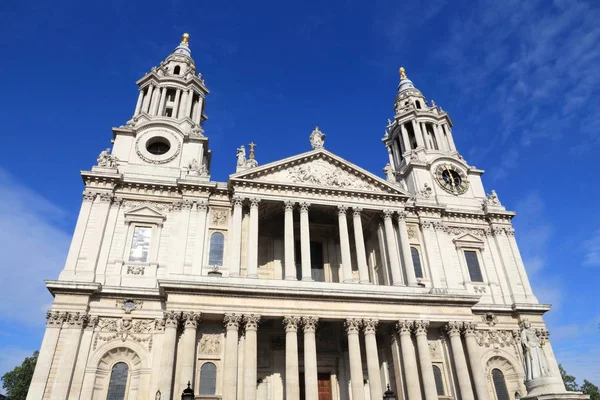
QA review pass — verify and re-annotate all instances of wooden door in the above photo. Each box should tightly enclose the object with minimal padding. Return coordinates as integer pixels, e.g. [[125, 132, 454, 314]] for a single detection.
[[317, 373, 332, 400]]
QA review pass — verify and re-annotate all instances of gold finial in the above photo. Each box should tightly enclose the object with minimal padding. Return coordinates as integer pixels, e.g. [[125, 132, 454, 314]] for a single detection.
[[248, 142, 256, 159], [399, 66, 407, 80], [181, 33, 190, 46]]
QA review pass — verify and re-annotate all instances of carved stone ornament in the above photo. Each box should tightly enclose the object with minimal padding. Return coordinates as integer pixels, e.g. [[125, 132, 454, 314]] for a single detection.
[[484, 190, 501, 206], [299, 202, 310, 213], [383, 163, 396, 183], [482, 312, 498, 326], [462, 322, 477, 336], [65, 312, 89, 328], [243, 314, 261, 331], [362, 318, 379, 334], [116, 299, 143, 314], [413, 320, 430, 335], [445, 321, 462, 336], [475, 329, 515, 348], [249, 198, 261, 208], [353, 207, 363, 218], [396, 320, 413, 335], [163, 310, 181, 328], [283, 316, 301, 332], [182, 311, 202, 329], [232, 195, 244, 208], [337, 205, 348, 215], [187, 158, 209, 177], [419, 183, 433, 199], [309, 126, 326, 149], [211, 209, 228, 226], [94, 317, 153, 350], [135, 129, 181, 165], [127, 265, 145, 275], [97, 148, 118, 168], [199, 328, 222, 355], [46, 311, 68, 327], [442, 225, 490, 237], [344, 318, 362, 334], [407, 224, 418, 240], [284, 201, 295, 212], [429, 340, 442, 359], [224, 313, 242, 330], [302, 316, 319, 333]]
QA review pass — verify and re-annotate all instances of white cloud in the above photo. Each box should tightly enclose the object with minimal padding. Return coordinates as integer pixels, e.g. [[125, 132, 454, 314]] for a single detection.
[[582, 229, 600, 267], [0, 167, 71, 326]]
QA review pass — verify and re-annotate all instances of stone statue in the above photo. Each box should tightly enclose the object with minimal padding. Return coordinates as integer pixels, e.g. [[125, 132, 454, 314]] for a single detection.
[[486, 190, 501, 205], [521, 320, 551, 381], [310, 126, 325, 149], [236, 145, 246, 166], [420, 183, 433, 199], [188, 158, 208, 177], [383, 163, 395, 182], [97, 148, 117, 168]]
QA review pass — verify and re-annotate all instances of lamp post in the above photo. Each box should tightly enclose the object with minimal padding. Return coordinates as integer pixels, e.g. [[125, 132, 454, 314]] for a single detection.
[[181, 381, 194, 400], [155, 390, 161, 400], [383, 384, 397, 399]]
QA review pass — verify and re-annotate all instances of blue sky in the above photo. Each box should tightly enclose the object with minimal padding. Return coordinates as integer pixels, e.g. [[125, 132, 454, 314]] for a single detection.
[[1, 0, 599, 389]]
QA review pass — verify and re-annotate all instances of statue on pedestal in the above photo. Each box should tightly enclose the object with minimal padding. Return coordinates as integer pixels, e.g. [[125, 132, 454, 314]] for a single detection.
[[521, 320, 551, 381]]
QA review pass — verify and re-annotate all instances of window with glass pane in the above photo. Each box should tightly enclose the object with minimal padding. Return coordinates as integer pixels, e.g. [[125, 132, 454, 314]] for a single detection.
[[128, 226, 152, 262], [411, 247, 423, 278], [208, 232, 225, 266], [464, 250, 483, 282], [106, 362, 128, 400], [492, 369, 510, 400], [199, 362, 217, 395], [432, 365, 445, 395]]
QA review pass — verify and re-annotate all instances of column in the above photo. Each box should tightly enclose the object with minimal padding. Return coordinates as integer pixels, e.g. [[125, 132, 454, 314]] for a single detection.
[[158, 311, 180, 400], [353, 208, 370, 284], [383, 210, 403, 285], [193, 97, 204, 125], [284, 201, 297, 280], [433, 124, 446, 151], [421, 123, 430, 149], [143, 84, 154, 113], [150, 86, 161, 116], [67, 316, 98, 398], [247, 198, 260, 278], [230, 196, 244, 277], [412, 120, 425, 148], [386, 145, 395, 169], [223, 314, 242, 400], [299, 202, 312, 281], [443, 124, 457, 151], [26, 312, 66, 400], [178, 89, 189, 119], [397, 320, 421, 400], [363, 319, 383, 400], [157, 87, 167, 117], [397, 211, 417, 286], [134, 89, 144, 115], [50, 312, 88, 400], [185, 89, 195, 118], [243, 314, 261, 400], [172, 89, 182, 118], [345, 319, 365, 400], [283, 317, 301, 400], [392, 141, 401, 167], [445, 322, 474, 400], [192, 202, 208, 275], [338, 205, 354, 282], [179, 312, 201, 395], [302, 316, 319, 400], [414, 321, 438, 400], [463, 323, 489, 400], [401, 123, 411, 152]]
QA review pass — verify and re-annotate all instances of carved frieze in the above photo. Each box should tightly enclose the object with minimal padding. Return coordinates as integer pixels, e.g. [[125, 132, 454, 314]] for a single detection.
[[199, 328, 222, 355], [93, 317, 154, 350], [474, 329, 515, 348], [211, 209, 228, 226]]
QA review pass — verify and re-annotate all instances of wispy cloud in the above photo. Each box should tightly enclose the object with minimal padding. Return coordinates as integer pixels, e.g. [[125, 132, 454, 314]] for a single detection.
[[582, 229, 600, 267], [0, 167, 70, 325]]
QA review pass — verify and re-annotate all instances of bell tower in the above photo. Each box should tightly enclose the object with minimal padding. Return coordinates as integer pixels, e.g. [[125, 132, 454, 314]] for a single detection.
[[383, 67, 487, 209], [108, 33, 212, 181]]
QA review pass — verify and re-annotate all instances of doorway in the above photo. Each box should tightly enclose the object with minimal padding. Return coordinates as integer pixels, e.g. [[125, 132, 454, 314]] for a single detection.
[[299, 373, 332, 400]]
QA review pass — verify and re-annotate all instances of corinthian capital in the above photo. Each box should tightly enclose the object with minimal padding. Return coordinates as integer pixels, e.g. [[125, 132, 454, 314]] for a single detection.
[[396, 320, 413, 335], [337, 205, 348, 216], [284, 200, 295, 211], [182, 311, 202, 329], [65, 312, 89, 328], [301, 316, 319, 333], [249, 197, 261, 208], [283, 316, 301, 333], [413, 320, 430, 336], [344, 318, 362, 334], [362, 318, 379, 334], [224, 313, 242, 331], [299, 202, 310, 213], [462, 321, 477, 336], [352, 207, 363, 218], [163, 310, 181, 328], [243, 314, 261, 331], [46, 311, 67, 327], [383, 209, 394, 220], [445, 321, 463, 337], [232, 195, 244, 207]]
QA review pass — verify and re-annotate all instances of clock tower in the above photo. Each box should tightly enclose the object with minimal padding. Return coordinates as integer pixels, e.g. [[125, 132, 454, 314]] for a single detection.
[[383, 67, 487, 211]]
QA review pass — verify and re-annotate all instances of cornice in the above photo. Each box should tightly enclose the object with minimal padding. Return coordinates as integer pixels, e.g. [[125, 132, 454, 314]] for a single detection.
[[45, 280, 102, 297]]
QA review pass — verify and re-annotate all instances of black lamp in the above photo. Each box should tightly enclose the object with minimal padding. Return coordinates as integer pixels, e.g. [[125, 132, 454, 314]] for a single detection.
[[383, 384, 396, 399], [181, 381, 194, 400]]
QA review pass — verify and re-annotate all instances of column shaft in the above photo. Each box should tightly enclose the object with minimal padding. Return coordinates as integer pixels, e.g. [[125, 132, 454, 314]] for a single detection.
[[223, 314, 242, 400], [299, 202, 312, 281], [401, 123, 411, 151], [397, 212, 417, 285], [338, 206, 354, 282], [397, 321, 421, 400], [247, 198, 260, 278], [150, 86, 161, 115], [464, 324, 489, 400], [179, 312, 200, 395], [383, 211, 403, 285], [229, 196, 243, 277], [363, 319, 383, 400], [446, 322, 474, 400], [172, 89, 182, 118], [283, 317, 300, 400], [353, 208, 370, 283], [185, 89, 195, 118], [158, 312, 180, 400], [243, 315, 261, 400], [50, 317, 86, 400], [302, 317, 319, 400], [346, 319, 365, 400], [284, 201, 296, 280], [134, 89, 144, 115], [192, 202, 208, 275], [178, 90, 189, 119], [157, 86, 167, 117], [415, 321, 438, 400], [412, 120, 425, 148]]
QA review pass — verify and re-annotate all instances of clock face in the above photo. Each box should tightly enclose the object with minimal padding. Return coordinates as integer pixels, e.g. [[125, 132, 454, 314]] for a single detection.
[[434, 163, 469, 195]]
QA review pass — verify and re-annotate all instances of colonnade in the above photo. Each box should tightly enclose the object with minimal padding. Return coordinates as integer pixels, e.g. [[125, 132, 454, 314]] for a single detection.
[[134, 84, 203, 124], [229, 195, 418, 286], [155, 310, 488, 400]]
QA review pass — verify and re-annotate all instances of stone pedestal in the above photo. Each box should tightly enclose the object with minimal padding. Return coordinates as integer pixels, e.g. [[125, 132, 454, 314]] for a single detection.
[[525, 376, 571, 397], [522, 392, 590, 400]]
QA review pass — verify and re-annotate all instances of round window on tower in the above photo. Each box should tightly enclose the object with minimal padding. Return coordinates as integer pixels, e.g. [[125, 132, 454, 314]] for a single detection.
[[146, 137, 171, 155]]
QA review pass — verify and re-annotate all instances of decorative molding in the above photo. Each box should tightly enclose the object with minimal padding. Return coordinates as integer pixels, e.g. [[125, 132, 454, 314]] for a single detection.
[[46, 311, 67, 327], [462, 322, 477, 336], [126, 265, 145, 275], [199, 327, 222, 355], [94, 317, 153, 350], [65, 312, 89, 328], [474, 286, 487, 294], [474, 329, 515, 348], [116, 299, 143, 314], [211, 209, 228, 226], [407, 224, 418, 240], [482, 312, 498, 326]]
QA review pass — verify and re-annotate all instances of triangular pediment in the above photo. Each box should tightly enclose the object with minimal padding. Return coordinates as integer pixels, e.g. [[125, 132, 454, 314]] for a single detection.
[[124, 206, 166, 222], [453, 233, 485, 248], [230, 148, 409, 196]]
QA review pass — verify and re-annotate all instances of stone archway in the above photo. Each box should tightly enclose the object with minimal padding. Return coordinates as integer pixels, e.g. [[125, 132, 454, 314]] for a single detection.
[[485, 355, 526, 400]]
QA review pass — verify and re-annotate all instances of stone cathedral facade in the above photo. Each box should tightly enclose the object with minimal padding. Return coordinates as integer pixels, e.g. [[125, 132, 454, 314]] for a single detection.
[[27, 34, 581, 400]]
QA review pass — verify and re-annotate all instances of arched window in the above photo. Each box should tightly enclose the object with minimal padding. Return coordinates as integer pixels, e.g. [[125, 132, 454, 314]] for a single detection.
[[492, 369, 510, 400], [416, 100, 422, 109], [411, 247, 423, 279], [174, 65, 181, 75], [208, 232, 225, 266], [106, 362, 129, 400], [199, 362, 217, 395], [432, 365, 445, 395]]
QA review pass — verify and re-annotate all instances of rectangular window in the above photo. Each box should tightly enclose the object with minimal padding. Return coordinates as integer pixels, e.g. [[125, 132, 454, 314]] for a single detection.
[[128, 226, 152, 263], [464, 250, 483, 282]]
